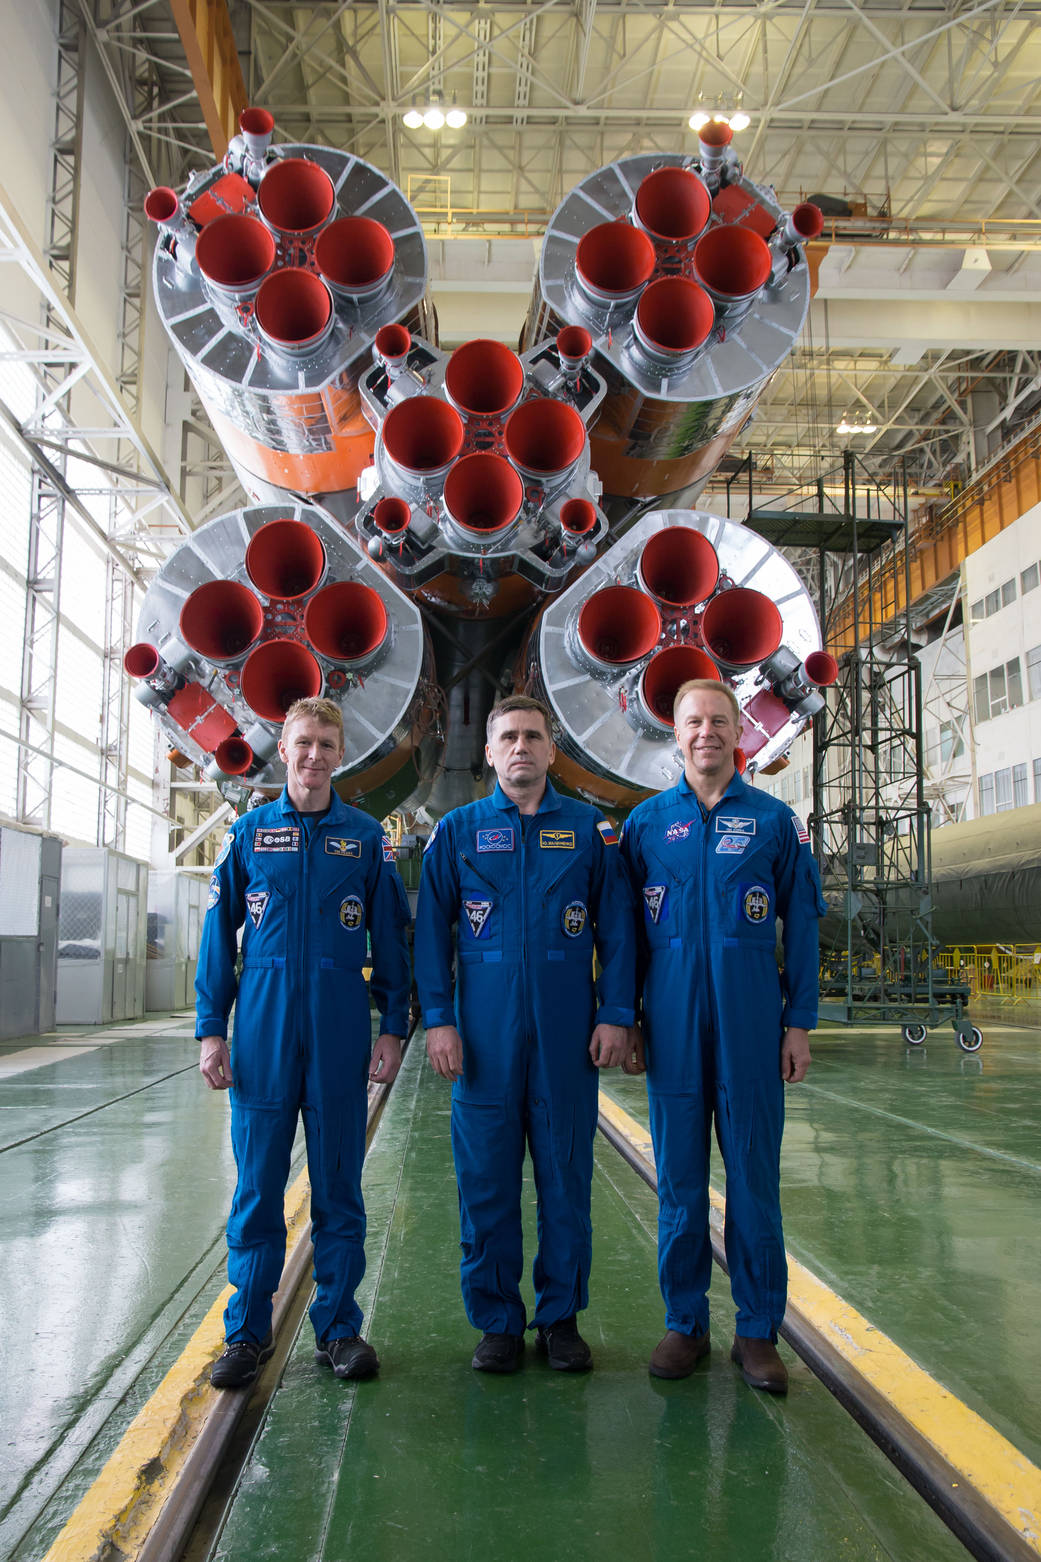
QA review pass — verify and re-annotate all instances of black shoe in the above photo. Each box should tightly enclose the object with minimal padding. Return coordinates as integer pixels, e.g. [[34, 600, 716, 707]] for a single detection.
[[210, 1334, 274, 1389], [472, 1332, 525, 1373], [535, 1316, 593, 1372], [315, 1335, 380, 1380]]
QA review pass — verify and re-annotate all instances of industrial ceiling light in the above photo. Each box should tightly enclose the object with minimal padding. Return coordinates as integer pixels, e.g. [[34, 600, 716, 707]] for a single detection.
[[446, 105, 467, 129], [423, 104, 446, 130], [729, 110, 751, 131], [403, 107, 423, 129], [688, 104, 751, 132], [688, 110, 711, 131], [836, 417, 878, 435]]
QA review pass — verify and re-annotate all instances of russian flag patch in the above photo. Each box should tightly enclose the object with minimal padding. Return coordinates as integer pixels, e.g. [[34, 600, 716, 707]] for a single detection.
[[597, 819, 618, 847]]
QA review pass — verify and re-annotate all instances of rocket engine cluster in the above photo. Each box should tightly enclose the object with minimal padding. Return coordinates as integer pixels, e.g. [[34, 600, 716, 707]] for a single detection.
[[127, 110, 835, 818]]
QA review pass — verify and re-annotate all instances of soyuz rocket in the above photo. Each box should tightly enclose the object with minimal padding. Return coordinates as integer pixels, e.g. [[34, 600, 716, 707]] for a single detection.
[[127, 107, 836, 821]]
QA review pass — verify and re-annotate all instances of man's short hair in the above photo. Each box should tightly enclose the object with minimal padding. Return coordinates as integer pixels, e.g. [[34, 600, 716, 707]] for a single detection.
[[485, 694, 554, 743], [282, 696, 345, 746], [673, 678, 741, 725]]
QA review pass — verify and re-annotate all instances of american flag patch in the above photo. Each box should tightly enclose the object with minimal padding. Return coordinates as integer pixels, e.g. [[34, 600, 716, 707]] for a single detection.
[[382, 835, 396, 862], [597, 819, 618, 847], [791, 814, 810, 845]]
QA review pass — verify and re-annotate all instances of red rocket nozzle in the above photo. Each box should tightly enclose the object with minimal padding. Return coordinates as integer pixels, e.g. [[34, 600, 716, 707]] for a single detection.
[[638, 528, 719, 607], [240, 107, 274, 138], [575, 222, 656, 300], [304, 582, 388, 662], [257, 157, 335, 236], [213, 736, 255, 775], [195, 214, 276, 292], [443, 452, 523, 535], [179, 581, 264, 661], [374, 323, 411, 364], [144, 187, 179, 225], [382, 396, 465, 475], [640, 645, 721, 726], [556, 326, 592, 369], [734, 747, 748, 775], [577, 586, 661, 666], [504, 399, 586, 478], [634, 167, 711, 243], [123, 642, 161, 679], [694, 224, 772, 301], [792, 202, 825, 241], [240, 639, 323, 720], [635, 277, 715, 357], [245, 518, 326, 600], [560, 498, 597, 536], [315, 217, 395, 296], [373, 496, 411, 535], [255, 269, 333, 351], [701, 587, 784, 667], [699, 121, 734, 151], [803, 650, 839, 686], [444, 339, 525, 418]]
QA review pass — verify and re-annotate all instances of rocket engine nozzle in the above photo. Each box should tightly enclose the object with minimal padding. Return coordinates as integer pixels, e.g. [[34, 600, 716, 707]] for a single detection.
[[556, 326, 593, 374], [633, 166, 711, 245], [575, 222, 656, 306], [693, 224, 772, 316], [245, 519, 326, 600], [255, 268, 335, 355], [374, 323, 412, 373], [179, 581, 264, 662], [443, 452, 524, 539], [257, 156, 336, 240], [382, 395, 465, 479], [315, 217, 395, 300], [633, 277, 715, 367], [637, 527, 719, 607], [697, 121, 734, 190], [239, 106, 275, 165], [803, 650, 839, 687], [560, 498, 597, 536], [304, 582, 389, 664], [144, 187, 180, 226], [444, 339, 525, 419], [373, 496, 411, 536], [504, 398, 586, 481], [195, 214, 276, 299], [700, 587, 784, 670], [639, 645, 720, 728], [240, 638, 323, 721], [576, 586, 662, 669], [212, 736, 256, 776]]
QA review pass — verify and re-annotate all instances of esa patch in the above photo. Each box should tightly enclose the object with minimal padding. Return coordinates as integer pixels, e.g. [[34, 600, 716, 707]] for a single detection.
[[214, 830, 234, 867], [596, 820, 618, 847], [382, 835, 396, 863], [253, 825, 300, 853], [716, 815, 756, 836], [742, 884, 771, 924], [540, 830, 575, 850], [476, 827, 514, 853], [245, 891, 269, 929], [207, 874, 220, 910], [325, 836, 361, 857], [791, 813, 810, 844], [716, 834, 750, 855], [643, 884, 667, 924], [664, 819, 693, 843], [338, 895, 364, 931], [562, 900, 587, 937], [463, 899, 492, 938]]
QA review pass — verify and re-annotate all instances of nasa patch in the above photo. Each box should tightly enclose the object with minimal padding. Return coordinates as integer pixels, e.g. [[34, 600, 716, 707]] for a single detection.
[[463, 899, 492, 938], [742, 884, 771, 924], [326, 837, 361, 857], [339, 895, 364, 931], [664, 820, 693, 843], [716, 815, 756, 836], [245, 891, 269, 929], [477, 827, 514, 853], [253, 825, 300, 853], [562, 900, 587, 937], [643, 884, 667, 924], [214, 830, 234, 867], [716, 834, 750, 855], [207, 874, 220, 910], [540, 830, 575, 850]]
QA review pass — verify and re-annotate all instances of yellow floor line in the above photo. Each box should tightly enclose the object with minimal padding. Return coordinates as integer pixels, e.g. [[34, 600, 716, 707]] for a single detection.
[[41, 1169, 312, 1562], [599, 1090, 1041, 1556]]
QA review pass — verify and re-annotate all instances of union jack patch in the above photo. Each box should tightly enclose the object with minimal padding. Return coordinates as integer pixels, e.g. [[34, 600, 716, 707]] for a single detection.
[[596, 819, 618, 847], [382, 835, 396, 862], [791, 814, 810, 845]]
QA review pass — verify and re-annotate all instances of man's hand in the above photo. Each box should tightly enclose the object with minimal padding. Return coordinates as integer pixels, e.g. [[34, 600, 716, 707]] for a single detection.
[[781, 1026, 811, 1083], [426, 1024, 464, 1082], [369, 1033, 403, 1084], [589, 1023, 630, 1069], [621, 1023, 646, 1076], [200, 1035, 233, 1090]]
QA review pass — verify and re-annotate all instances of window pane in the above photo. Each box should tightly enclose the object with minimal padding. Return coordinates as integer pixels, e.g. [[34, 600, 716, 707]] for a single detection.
[[995, 767, 1012, 809], [985, 589, 1000, 616], [979, 773, 994, 815], [1035, 756, 1041, 804], [970, 598, 985, 620], [974, 672, 989, 722], [1001, 578, 1017, 607], [1027, 645, 1041, 701], [1022, 563, 1039, 594], [989, 664, 1007, 716], [1013, 763, 1028, 807], [1007, 658, 1023, 709]]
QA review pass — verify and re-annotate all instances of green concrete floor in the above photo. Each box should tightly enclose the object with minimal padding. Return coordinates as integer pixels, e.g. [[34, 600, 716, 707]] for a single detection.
[[211, 1038, 974, 1562]]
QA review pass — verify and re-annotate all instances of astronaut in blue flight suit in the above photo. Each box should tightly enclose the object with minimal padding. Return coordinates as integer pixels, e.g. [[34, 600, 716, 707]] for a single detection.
[[621, 679, 826, 1394], [414, 695, 638, 1375], [197, 697, 411, 1390]]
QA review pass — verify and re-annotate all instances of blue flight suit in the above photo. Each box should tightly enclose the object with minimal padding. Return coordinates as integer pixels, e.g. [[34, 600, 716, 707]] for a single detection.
[[414, 781, 636, 1335], [621, 771, 826, 1341], [195, 789, 410, 1346]]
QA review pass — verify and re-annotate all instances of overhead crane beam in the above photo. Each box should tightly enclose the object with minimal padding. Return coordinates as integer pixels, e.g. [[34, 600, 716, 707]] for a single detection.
[[168, 0, 248, 159]]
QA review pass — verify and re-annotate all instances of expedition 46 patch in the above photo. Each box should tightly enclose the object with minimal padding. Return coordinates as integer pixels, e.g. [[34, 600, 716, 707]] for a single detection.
[[245, 891, 269, 929], [464, 899, 492, 938], [643, 884, 667, 924]]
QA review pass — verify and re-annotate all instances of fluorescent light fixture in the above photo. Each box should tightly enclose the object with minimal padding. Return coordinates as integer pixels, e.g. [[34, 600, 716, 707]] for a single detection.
[[688, 111, 710, 131], [729, 110, 751, 131], [446, 106, 467, 129], [403, 108, 423, 129], [423, 106, 445, 130], [836, 418, 878, 435]]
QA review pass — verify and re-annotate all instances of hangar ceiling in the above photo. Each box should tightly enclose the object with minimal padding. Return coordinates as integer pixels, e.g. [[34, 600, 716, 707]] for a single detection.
[[85, 0, 1041, 504]]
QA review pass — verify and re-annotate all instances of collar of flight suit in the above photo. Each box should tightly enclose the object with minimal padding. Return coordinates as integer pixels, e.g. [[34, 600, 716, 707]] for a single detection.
[[489, 778, 563, 818], [676, 766, 750, 815], [274, 785, 351, 830]]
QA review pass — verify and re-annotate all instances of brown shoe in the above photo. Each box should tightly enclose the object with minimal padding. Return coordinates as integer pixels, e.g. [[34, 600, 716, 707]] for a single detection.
[[648, 1329, 710, 1379], [730, 1334, 788, 1394]]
